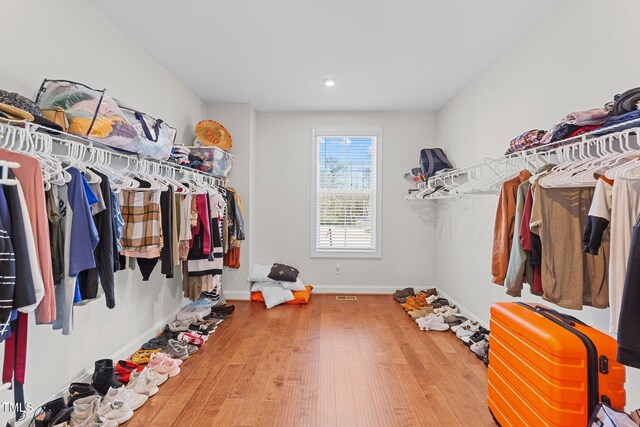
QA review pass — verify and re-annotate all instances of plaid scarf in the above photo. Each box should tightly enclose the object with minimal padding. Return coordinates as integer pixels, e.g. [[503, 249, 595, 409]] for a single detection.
[[119, 189, 163, 254]]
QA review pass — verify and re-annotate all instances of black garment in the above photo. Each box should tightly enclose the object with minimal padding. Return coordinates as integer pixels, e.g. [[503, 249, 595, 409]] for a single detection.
[[78, 170, 115, 308], [617, 215, 640, 368], [549, 123, 581, 143], [46, 189, 64, 283], [2, 181, 36, 310], [583, 215, 610, 255], [160, 187, 174, 278], [136, 258, 159, 281]]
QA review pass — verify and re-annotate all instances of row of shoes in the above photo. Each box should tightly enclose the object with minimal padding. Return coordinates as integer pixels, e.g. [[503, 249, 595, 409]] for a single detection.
[[33, 301, 235, 427], [393, 288, 489, 366]]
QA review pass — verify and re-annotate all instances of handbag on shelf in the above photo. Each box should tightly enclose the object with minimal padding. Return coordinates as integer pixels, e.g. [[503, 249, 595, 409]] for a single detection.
[[41, 107, 69, 132], [419, 148, 453, 179], [118, 106, 176, 160]]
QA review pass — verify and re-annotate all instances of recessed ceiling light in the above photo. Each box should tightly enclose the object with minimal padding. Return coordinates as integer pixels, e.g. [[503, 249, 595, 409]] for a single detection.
[[323, 78, 336, 87]]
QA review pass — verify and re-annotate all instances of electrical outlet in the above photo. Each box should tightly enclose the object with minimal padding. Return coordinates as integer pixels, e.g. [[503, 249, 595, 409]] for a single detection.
[[335, 263, 341, 275]]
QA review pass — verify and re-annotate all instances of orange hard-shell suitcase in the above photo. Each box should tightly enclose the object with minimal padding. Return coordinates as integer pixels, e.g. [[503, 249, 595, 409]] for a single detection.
[[488, 302, 625, 426]]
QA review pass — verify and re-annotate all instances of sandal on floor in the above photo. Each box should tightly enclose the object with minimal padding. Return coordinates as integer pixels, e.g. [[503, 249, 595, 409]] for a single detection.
[[130, 349, 161, 365]]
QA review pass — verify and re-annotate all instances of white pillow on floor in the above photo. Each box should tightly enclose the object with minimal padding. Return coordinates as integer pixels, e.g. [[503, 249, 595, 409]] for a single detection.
[[247, 264, 273, 283]]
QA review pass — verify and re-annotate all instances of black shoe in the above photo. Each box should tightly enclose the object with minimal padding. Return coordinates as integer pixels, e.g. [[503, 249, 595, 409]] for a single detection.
[[67, 382, 97, 407], [34, 397, 66, 427], [211, 304, 235, 315], [483, 344, 490, 367], [91, 359, 123, 395]]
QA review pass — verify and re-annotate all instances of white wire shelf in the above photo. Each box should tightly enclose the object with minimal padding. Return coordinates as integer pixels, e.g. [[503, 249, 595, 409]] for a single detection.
[[407, 118, 640, 200]]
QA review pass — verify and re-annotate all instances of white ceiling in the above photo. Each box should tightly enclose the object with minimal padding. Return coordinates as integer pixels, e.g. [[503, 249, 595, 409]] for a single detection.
[[91, 0, 560, 112]]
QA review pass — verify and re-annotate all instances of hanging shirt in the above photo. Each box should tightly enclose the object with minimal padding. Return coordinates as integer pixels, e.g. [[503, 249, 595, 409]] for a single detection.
[[0, 149, 55, 324], [583, 176, 614, 255], [608, 177, 640, 334], [530, 184, 609, 310], [79, 169, 115, 308], [616, 213, 640, 368], [46, 189, 64, 283], [119, 189, 163, 258], [520, 186, 542, 295], [504, 181, 534, 297], [52, 169, 99, 335], [491, 170, 532, 285]]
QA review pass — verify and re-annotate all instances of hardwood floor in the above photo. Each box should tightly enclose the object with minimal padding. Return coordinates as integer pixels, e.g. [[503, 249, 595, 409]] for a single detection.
[[129, 295, 495, 427]]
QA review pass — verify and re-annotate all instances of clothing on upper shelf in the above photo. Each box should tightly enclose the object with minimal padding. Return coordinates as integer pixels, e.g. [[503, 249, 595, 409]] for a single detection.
[[491, 170, 532, 285]]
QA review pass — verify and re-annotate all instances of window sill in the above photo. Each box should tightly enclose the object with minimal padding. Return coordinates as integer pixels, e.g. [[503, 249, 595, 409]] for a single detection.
[[311, 251, 382, 259]]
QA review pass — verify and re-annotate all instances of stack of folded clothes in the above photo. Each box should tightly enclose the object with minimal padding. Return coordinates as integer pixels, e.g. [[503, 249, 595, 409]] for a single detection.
[[505, 85, 640, 155], [392, 287, 489, 365], [31, 296, 235, 426]]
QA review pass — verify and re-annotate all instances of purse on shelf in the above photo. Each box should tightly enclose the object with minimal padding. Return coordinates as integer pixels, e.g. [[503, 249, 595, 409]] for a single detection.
[[41, 107, 69, 132]]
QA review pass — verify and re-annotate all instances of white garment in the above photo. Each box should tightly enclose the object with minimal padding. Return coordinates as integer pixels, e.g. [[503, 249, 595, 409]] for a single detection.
[[16, 182, 44, 313], [51, 184, 75, 335], [179, 193, 192, 242], [609, 177, 640, 334], [588, 177, 614, 219]]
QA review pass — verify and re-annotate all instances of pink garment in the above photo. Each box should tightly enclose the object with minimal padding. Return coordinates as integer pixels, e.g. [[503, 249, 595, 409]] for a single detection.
[[0, 149, 56, 324], [190, 194, 211, 255], [565, 108, 609, 126]]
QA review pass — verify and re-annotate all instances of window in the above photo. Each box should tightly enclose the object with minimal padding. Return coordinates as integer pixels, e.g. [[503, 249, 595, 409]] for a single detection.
[[311, 126, 382, 258]]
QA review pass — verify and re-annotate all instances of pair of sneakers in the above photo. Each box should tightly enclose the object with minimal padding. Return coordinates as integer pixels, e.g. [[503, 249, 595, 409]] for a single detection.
[[454, 321, 481, 341], [127, 367, 166, 397], [69, 386, 145, 426], [416, 314, 450, 331], [149, 351, 182, 377], [166, 339, 197, 361]]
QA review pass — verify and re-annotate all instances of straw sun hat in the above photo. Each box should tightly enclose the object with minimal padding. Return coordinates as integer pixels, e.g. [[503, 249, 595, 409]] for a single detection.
[[195, 120, 233, 151], [0, 102, 34, 122]]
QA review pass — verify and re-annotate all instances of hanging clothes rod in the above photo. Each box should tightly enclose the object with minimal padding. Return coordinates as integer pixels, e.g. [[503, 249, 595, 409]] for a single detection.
[[0, 120, 228, 187], [410, 123, 640, 200]]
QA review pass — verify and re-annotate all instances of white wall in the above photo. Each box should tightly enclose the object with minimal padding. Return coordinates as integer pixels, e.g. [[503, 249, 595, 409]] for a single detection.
[[254, 112, 437, 292], [206, 103, 253, 299], [0, 0, 207, 422], [434, 0, 640, 409]]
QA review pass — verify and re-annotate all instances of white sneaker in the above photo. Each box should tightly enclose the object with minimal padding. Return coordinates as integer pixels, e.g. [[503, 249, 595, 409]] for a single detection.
[[128, 368, 160, 397], [78, 413, 118, 427], [456, 322, 480, 340], [415, 313, 441, 326], [434, 305, 458, 315], [98, 401, 134, 425], [70, 395, 102, 426], [417, 316, 449, 331], [147, 367, 169, 386], [451, 319, 475, 334], [102, 386, 148, 411], [426, 295, 438, 304]]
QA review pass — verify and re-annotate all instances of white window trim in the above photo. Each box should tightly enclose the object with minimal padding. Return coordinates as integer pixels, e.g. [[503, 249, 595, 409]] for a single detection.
[[310, 126, 382, 259]]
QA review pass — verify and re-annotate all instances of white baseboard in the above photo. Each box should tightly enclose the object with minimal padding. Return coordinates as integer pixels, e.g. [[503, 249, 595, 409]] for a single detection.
[[312, 285, 399, 294], [435, 288, 489, 329], [16, 306, 185, 426], [223, 289, 251, 300]]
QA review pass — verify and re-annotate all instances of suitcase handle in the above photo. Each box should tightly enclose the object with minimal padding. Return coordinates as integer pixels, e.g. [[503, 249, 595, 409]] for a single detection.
[[533, 305, 588, 327]]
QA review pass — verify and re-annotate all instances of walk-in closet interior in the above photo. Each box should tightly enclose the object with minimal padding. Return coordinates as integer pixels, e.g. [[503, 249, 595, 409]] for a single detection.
[[2, 0, 640, 426]]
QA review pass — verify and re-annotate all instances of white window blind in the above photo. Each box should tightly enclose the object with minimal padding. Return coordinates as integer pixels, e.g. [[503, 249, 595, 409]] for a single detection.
[[312, 128, 381, 257]]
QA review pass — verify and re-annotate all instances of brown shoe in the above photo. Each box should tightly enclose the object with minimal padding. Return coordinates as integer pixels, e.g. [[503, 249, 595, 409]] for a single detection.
[[402, 296, 417, 311], [425, 288, 438, 297]]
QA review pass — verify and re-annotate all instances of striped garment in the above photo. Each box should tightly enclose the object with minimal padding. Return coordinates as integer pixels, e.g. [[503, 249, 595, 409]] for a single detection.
[[0, 226, 15, 337], [119, 189, 163, 257], [505, 129, 547, 155]]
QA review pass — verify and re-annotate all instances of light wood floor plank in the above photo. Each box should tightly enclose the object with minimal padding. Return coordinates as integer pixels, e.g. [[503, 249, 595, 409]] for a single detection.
[[128, 295, 495, 426]]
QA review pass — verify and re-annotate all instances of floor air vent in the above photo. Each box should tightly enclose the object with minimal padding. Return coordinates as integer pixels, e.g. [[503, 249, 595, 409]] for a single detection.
[[336, 296, 357, 301]]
